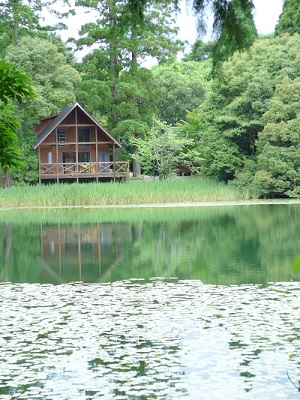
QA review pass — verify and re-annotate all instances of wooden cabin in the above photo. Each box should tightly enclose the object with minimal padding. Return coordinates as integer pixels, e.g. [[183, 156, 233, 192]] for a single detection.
[[34, 102, 129, 184]]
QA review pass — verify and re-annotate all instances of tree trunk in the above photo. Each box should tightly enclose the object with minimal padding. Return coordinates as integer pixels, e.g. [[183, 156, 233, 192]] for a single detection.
[[133, 160, 141, 176], [13, 0, 20, 43], [108, 1, 118, 99], [132, 146, 141, 176], [5, 173, 12, 187]]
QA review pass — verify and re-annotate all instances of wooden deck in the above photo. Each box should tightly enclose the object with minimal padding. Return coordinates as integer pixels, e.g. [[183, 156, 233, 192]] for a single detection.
[[39, 162, 129, 183]]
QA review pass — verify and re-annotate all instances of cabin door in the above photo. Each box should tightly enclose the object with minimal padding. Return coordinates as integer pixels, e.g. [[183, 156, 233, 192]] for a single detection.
[[62, 152, 76, 163], [62, 152, 76, 173], [98, 151, 109, 173]]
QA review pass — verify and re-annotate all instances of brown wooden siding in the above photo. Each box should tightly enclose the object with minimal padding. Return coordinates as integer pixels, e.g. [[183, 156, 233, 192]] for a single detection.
[[39, 147, 110, 164], [35, 104, 127, 183]]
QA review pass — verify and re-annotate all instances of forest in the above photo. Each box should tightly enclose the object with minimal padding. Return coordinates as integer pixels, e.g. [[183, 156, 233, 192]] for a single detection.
[[1, 0, 300, 198]]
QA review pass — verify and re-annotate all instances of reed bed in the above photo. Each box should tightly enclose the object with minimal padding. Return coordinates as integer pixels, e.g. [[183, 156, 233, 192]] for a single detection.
[[0, 178, 250, 209]]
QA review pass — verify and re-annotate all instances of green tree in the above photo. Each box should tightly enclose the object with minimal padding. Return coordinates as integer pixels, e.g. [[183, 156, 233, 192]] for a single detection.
[[133, 119, 198, 179], [75, 0, 183, 175], [76, 0, 182, 108], [0, 61, 34, 171], [6, 36, 80, 119], [111, 68, 161, 175], [238, 76, 300, 198], [152, 59, 211, 124], [253, 120, 300, 198], [275, 0, 300, 36], [5, 36, 80, 184], [75, 0, 126, 103], [182, 40, 214, 62], [0, 0, 71, 56], [210, 0, 258, 70], [187, 34, 300, 186], [75, 49, 113, 122]]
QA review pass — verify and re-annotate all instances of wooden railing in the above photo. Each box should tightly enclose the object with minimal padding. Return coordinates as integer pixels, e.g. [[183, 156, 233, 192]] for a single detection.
[[40, 162, 129, 177]]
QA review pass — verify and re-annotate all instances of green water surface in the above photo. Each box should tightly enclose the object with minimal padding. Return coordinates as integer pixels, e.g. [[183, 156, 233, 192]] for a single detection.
[[0, 203, 299, 285]]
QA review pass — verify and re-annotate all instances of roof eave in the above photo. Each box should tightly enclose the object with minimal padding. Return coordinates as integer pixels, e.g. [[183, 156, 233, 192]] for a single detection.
[[33, 104, 77, 150]]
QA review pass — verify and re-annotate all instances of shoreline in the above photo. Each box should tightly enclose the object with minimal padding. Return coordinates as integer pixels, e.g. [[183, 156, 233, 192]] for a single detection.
[[1, 198, 300, 211]]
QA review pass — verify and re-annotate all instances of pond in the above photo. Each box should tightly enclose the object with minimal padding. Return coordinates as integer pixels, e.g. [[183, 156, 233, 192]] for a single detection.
[[0, 203, 299, 399]]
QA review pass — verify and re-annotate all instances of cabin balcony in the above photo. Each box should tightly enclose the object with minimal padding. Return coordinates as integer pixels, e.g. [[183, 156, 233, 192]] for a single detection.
[[39, 162, 129, 182]]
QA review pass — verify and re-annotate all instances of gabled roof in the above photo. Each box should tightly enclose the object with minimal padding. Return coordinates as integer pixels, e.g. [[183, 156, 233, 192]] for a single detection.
[[33, 102, 121, 149]]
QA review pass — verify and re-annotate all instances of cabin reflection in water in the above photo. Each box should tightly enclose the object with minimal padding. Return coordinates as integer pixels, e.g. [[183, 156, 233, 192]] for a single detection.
[[40, 224, 126, 283]]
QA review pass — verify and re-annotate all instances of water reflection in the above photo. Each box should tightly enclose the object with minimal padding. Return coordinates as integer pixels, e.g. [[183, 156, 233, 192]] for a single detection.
[[0, 203, 300, 284], [40, 224, 122, 283]]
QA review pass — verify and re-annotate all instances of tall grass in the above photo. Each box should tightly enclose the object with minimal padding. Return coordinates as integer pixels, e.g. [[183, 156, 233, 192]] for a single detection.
[[0, 178, 250, 209]]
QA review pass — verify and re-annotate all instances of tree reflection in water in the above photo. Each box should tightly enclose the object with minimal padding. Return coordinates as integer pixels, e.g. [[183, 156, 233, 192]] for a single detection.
[[0, 203, 300, 284]]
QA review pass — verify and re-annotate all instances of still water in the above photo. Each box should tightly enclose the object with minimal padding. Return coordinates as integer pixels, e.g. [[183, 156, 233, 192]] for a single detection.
[[0, 203, 299, 399]]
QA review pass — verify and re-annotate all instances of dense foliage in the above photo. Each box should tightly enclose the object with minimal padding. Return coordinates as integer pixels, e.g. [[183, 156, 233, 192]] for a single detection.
[[2, 36, 80, 185], [275, 0, 300, 36], [186, 32, 300, 197], [152, 59, 211, 125], [0, 61, 34, 173]]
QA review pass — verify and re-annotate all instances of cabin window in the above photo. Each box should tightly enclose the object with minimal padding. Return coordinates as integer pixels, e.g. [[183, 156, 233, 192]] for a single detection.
[[56, 129, 66, 145], [47, 152, 52, 164], [78, 128, 90, 143], [78, 152, 90, 162]]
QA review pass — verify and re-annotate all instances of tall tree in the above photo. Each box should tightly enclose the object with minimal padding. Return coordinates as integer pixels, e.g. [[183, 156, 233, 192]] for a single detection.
[[275, 0, 300, 36], [0, 0, 71, 56], [185, 34, 300, 187], [7, 36, 81, 119], [75, 0, 183, 175], [210, 0, 258, 70], [152, 59, 210, 124], [5, 36, 80, 184], [236, 76, 300, 198], [76, 0, 183, 101], [111, 67, 161, 175], [0, 61, 34, 171]]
